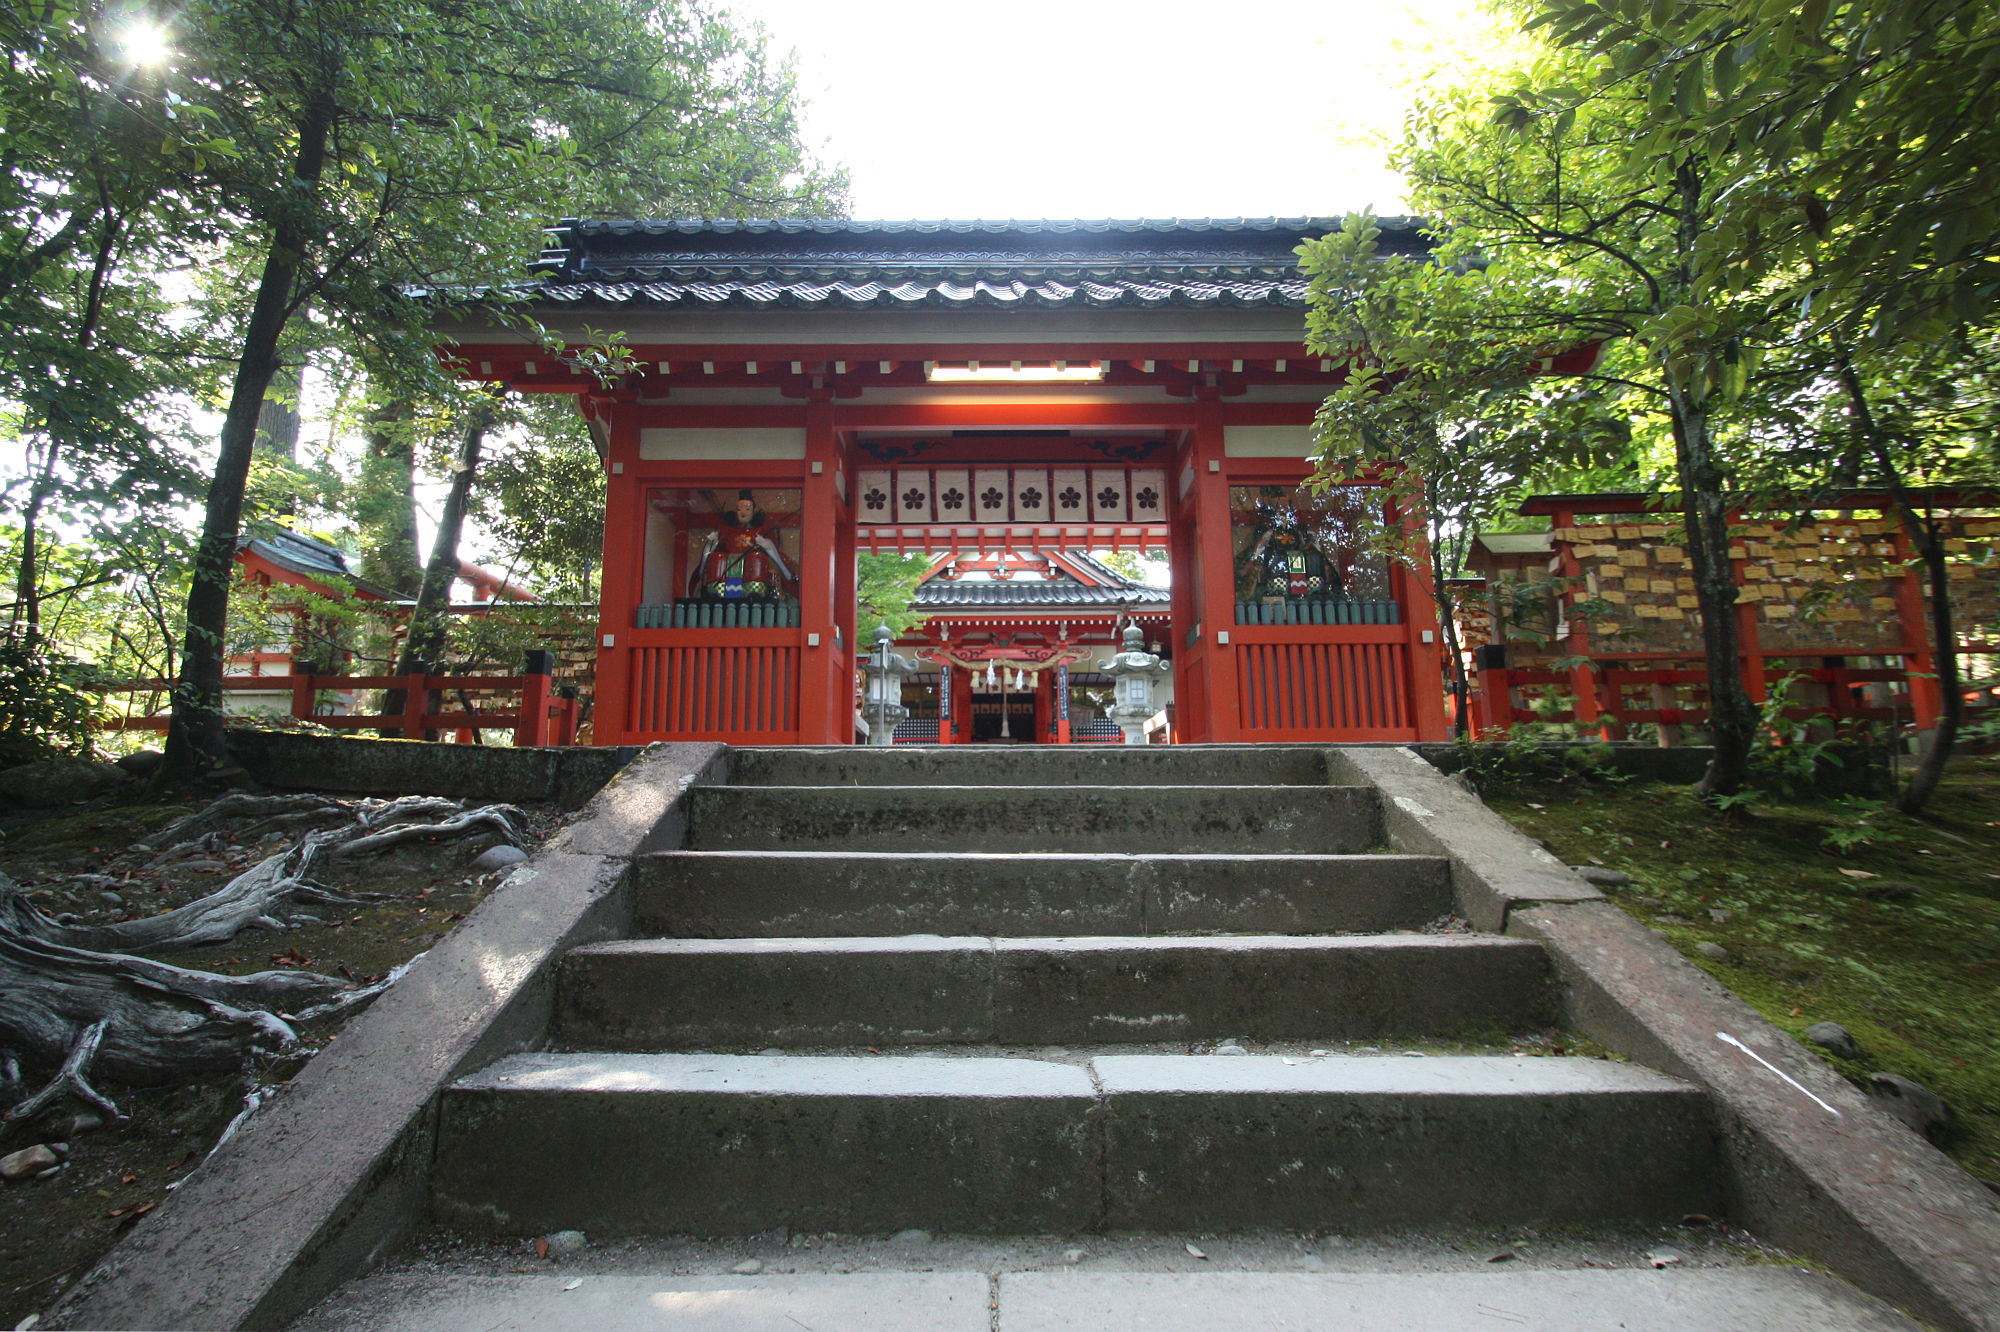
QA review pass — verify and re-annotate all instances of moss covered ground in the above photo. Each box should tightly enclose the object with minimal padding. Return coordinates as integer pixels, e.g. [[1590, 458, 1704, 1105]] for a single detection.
[[1483, 753, 2000, 1184]]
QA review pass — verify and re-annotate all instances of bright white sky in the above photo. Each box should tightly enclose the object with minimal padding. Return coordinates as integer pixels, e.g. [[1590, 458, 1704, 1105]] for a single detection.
[[720, 0, 1505, 220]]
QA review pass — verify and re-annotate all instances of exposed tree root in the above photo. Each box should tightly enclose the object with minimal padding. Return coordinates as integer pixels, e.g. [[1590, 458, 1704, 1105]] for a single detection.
[[136, 793, 348, 855], [0, 791, 528, 1130], [2, 1019, 119, 1128], [6, 795, 526, 955]]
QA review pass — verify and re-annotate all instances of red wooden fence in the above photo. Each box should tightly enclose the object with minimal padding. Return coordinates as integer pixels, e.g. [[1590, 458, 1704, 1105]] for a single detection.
[[625, 642, 799, 742], [97, 655, 579, 747], [1235, 634, 1420, 741], [1470, 656, 1996, 738]]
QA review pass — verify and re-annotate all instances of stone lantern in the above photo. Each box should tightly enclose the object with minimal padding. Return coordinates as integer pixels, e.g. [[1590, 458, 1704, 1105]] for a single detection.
[[859, 623, 917, 746], [1104, 623, 1171, 745]]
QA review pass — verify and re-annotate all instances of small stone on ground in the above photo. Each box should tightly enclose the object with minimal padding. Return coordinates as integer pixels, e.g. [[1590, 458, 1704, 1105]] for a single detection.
[[0, 1145, 60, 1181], [1870, 1073, 1952, 1143], [471, 844, 529, 872], [1804, 1022, 1864, 1061]]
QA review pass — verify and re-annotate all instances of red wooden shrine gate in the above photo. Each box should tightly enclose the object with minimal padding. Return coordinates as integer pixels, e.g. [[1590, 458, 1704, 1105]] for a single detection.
[[442, 219, 1472, 746]]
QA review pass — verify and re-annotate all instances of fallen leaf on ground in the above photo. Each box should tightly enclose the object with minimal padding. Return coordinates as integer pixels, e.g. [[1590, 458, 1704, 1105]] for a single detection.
[[1184, 1243, 1208, 1259], [1837, 868, 1877, 879]]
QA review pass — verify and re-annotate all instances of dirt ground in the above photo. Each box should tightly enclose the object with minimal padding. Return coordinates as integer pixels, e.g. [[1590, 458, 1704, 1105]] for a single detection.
[[0, 786, 573, 1329]]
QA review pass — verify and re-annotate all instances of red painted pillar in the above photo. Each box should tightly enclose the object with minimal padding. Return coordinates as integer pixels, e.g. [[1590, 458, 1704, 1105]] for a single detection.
[[798, 390, 844, 742], [289, 664, 318, 727], [515, 650, 553, 747], [1165, 432, 1208, 742], [1471, 661, 1513, 738], [833, 443, 858, 739], [956, 664, 975, 743], [1391, 495, 1452, 742], [1190, 387, 1241, 741], [591, 395, 643, 745]]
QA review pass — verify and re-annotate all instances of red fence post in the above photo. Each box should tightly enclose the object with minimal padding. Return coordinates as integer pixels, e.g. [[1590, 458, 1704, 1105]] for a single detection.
[[516, 650, 554, 747], [401, 663, 431, 740], [1471, 645, 1513, 739], [290, 660, 320, 725], [554, 686, 580, 746]]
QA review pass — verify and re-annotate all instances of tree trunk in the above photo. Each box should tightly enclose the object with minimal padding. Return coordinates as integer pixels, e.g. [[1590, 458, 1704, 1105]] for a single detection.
[[1667, 380, 1758, 800], [163, 99, 334, 784], [1658, 160, 1757, 802], [1429, 514, 1472, 739], [254, 359, 306, 517], [10, 210, 121, 637], [398, 400, 496, 674], [1830, 350, 1964, 815], [387, 398, 496, 736], [355, 396, 423, 595]]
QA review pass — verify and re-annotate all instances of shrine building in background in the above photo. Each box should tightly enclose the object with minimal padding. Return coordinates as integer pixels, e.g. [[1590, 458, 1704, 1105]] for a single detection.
[[438, 218, 1503, 746]]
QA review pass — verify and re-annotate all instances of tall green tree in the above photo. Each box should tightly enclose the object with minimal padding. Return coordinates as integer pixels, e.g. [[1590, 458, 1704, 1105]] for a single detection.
[[0, 4, 213, 645], [1305, 45, 1778, 798], [150, 0, 843, 780], [1512, 0, 2000, 809]]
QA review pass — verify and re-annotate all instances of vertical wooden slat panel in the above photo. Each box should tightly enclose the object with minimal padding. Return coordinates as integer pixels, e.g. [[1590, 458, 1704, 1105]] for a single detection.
[[1375, 644, 1393, 727], [1280, 644, 1296, 728], [1344, 643, 1363, 728], [643, 649, 659, 734], [1238, 648, 1254, 732], [1360, 644, 1376, 728], [728, 646, 744, 733], [1310, 643, 1329, 730], [629, 649, 644, 734], [676, 648, 691, 732], [1312, 644, 1329, 730], [1364, 644, 1382, 728]]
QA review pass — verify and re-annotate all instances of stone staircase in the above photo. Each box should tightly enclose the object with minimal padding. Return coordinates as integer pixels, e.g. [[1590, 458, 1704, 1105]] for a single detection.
[[429, 746, 1722, 1240]]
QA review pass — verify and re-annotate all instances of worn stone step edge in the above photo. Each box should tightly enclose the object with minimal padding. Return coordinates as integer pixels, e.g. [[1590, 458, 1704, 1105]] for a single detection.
[[553, 933, 1553, 1048], [432, 1053, 1719, 1236], [724, 744, 1341, 788], [291, 1267, 1921, 1332], [632, 850, 1454, 938], [684, 785, 1382, 854]]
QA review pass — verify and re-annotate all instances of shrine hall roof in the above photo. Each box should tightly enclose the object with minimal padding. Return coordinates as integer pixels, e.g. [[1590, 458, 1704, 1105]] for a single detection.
[[524, 217, 1429, 311], [915, 552, 1172, 610]]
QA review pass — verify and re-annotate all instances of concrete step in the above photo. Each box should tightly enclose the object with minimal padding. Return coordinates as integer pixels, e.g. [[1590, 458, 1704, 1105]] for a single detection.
[[293, 1266, 1921, 1332], [554, 934, 1551, 1049], [633, 851, 1453, 938], [433, 1053, 1717, 1238], [683, 785, 1380, 854], [726, 744, 1339, 788]]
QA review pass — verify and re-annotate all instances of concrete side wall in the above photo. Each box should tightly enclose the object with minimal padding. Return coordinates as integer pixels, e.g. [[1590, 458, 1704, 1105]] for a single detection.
[[52, 743, 726, 1332], [1330, 745, 2000, 1332], [226, 730, 641, 809]]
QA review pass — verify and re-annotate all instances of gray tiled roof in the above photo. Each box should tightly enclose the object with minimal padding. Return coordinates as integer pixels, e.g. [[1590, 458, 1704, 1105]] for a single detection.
[[238, 530, 402, 600], [914, 581, 1171, 608], [240, 530, 352, 581], [915, 551, 1172, 610], [525, 217, 1429, 312]]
